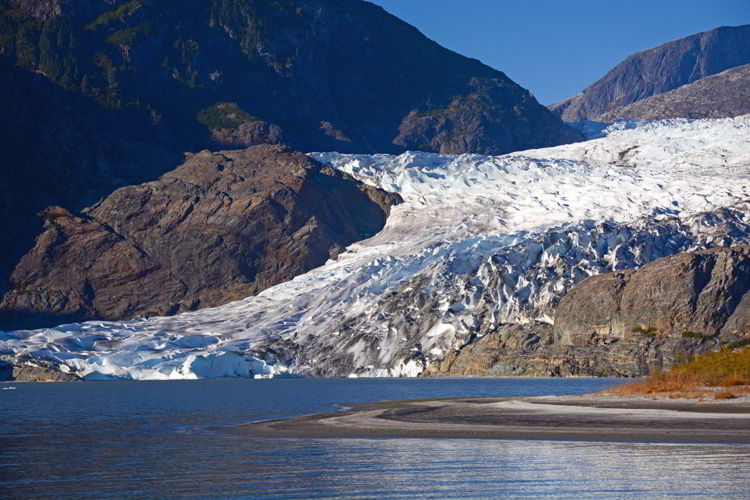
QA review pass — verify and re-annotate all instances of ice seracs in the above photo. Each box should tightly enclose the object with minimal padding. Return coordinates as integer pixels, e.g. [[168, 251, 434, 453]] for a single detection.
[[2, 116, 749, 379]]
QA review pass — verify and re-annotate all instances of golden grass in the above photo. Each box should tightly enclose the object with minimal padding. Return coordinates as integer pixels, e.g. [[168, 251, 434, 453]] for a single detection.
[[714, 390, 737, 400], [720, 375, 748, 387], [606, 345, 750, 399]]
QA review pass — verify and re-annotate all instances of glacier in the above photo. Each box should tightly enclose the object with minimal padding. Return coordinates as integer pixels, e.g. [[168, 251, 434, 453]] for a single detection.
[[1, 116, 749, 379]]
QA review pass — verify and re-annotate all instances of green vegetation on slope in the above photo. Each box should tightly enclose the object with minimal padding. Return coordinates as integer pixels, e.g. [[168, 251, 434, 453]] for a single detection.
[[197, 102, 259, 130], [86, 0, 144, 29]]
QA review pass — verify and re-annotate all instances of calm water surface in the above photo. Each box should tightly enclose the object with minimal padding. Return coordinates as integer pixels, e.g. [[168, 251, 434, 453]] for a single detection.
[[1, 377, 749, 499]]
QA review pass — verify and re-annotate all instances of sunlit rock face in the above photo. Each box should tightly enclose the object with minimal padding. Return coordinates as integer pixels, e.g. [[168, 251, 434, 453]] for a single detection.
[[555, 246, 750, 346], [596, 64, 750, 122]]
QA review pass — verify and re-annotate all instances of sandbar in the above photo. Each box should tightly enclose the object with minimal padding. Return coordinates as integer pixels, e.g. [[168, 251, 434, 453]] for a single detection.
[[244, 394, 750, 443]]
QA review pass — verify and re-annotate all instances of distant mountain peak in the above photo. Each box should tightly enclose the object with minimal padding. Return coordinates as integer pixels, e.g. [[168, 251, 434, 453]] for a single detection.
[[550, 24, 750, 122]]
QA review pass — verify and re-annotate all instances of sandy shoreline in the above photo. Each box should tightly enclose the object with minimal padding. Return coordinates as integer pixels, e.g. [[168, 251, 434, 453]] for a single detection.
[[244, 395, 750, 443]]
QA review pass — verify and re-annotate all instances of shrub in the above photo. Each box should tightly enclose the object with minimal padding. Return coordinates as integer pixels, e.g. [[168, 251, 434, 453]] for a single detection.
[[726, 339, 750, 350], [632, 326, 657, 337], [87, 1, 144, 29], [197, 102, 258, 130], [106, 27, 139, 45], [606, 345, 750, 398], [714, 390, 737, 400], [681, 331, 719, 341]]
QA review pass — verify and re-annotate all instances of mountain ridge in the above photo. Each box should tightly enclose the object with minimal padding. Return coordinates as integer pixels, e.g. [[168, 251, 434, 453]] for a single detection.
[[1, 0, 581, 155], [595, 64, 750, 121], [550, 24, 750, 121]]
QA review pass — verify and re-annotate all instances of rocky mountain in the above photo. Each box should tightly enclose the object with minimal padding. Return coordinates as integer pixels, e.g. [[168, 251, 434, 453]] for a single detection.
[[1, 116, 748, 380], [0, 145, 400, 329], [595, 64, 750, 121], [1, 0, 580, 155], [0, 0, 581, 323], [550, 25, 750, 122]]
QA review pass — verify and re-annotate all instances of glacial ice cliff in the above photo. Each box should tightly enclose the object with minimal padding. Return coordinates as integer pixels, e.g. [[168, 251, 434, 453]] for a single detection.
[[2, 116, 749, 379]]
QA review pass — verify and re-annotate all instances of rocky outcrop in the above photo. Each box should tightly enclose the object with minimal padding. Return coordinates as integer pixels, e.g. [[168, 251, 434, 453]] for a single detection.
[[596, 64, 750, 121], [0, 357, 81, 382], [427, 247, 750, 377], [555, 246, 750, 344], [550, 25, 750, 121], [0, 145, 401, 329], [423, 323, 742, 378]]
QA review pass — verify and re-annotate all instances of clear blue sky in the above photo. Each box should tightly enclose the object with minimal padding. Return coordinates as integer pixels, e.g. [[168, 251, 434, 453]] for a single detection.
[[368, 0, 750, 105]]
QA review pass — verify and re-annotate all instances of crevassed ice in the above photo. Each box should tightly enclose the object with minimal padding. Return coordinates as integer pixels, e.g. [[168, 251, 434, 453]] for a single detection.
[[2, 116, 749, 379]]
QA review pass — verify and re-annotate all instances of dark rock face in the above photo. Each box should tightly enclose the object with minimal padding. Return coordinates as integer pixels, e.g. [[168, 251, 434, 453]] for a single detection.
[[0, 145, 401, 329], [426, 246, 750, 378], [550, 25, 750, 121], [554, 246, 750, 345], [0, 0, 580, 156], [596, 64, 750, 121], [0, 61, 183, 295]]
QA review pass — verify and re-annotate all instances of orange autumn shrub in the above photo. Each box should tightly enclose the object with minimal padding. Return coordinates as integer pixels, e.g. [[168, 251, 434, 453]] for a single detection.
[[607, 346, 750, 398]]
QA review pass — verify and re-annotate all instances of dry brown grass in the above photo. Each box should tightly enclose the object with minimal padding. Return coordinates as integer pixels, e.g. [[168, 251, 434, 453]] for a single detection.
[[720, 375, 748, 387], [605, 346, 750, 399], [714, 390, 737, 400]]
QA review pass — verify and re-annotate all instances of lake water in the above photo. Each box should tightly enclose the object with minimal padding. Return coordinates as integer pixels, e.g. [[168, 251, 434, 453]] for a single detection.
[[2, 377, 749, 499]]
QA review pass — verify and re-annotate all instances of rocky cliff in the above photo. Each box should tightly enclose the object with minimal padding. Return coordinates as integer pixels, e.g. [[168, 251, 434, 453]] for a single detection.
[[550, 25, 750, 121], [596, 64, 750, 121], [0, 145, 400, 329], [555, 246, 750, 344], [427, 247, 750, 377]]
